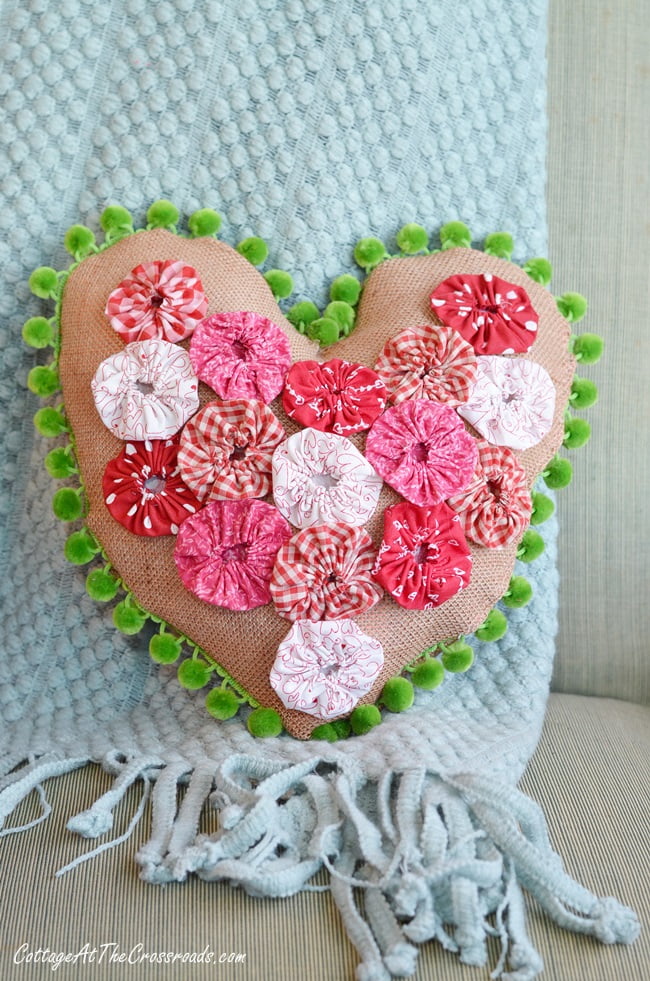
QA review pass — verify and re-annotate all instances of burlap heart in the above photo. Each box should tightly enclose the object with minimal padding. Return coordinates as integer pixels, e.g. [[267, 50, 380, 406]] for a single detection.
[[58, 229, 574, 738]]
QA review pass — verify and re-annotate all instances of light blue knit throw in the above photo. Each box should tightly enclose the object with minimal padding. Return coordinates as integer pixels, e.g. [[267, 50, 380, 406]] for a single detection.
[[0, 1, 639, 978]]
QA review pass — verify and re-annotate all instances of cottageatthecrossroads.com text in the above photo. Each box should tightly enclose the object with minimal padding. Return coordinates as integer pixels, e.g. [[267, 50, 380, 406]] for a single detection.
[[14, 943, 247, 971]]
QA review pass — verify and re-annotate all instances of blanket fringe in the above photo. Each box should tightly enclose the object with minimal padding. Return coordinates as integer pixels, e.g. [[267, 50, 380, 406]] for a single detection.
[[0, 754, 639, 979]]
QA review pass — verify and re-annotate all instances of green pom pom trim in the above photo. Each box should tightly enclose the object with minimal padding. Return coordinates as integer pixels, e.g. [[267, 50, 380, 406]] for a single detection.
[[381, 676, 415, 712], [236, 236, 269, 266], [396, 223, 429, 254], [146, 199, 179, 230], [308, 317, 339, 346], [27, 365, 60, 397], [113, 600, 147, 635], [286, 301, 320, 334], [350, 704, 382, 735], [522, 257, 553, 286], [544, 456, 573, 489], [64, 224, 96, 260], [177, 657, 211, 690], [310, 722, 338, 742], [502, 576, 533, 609], [324, 300, 355, 335], [557, 292, 588, 323], [29, 266, 59, 299], [149, 632, 183, 665], [440, 641, 474, 673], [572, 333, 604, 365], [331, 719, 351, 739], [86, 567, 119, 602], [64, 529, 99, 565], [52, 487, 83, 522], [247, 707, 283, 738], [34, 407, 68, 437], [264, 269, 293, 300], [205, 687, 240, 721], [411, 657, 445, 690], [99, 205, 134, 241], [188, 208, 221, 237], [474, 608, 508, 643], [570, 377, 598, 409], [564, 416, 591, 449], [354, 237, 389, 272], [516, 529, 545, 563], [484, 232, 513, 260], [530, 491, 555, 525], [22, 317, 54, 349], [439, 221, 471, 250], [45, 446, 77, 479], [329, 274, 361, 306]]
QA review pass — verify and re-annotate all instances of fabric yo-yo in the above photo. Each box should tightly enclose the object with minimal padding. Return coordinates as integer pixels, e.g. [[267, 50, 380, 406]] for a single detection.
[[178, 399, 285, 502], [365, 398, 478, 506], [374, 322, 477, 406], [270, 523, 383, 621], [105, 259, 208, 343], [430, 272, 538, 354], [282, 358, 387, 435], [174, 499, 291, 611], [269, 619, 384, 720], [91, 337, 200, 441], [372, 500, 473, 610], [102, 439, 200, 536], [189, 310, 292, 403]]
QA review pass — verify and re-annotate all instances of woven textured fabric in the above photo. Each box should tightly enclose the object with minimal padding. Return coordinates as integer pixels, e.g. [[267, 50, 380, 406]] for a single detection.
[[1, 1, 639, 978]]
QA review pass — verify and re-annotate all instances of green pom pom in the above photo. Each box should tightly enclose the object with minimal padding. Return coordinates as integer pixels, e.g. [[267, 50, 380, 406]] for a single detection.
[[530, 491, 555, 525], [34, 407, 68, 438], [523, 257, 553, 287], [396, 223, 429, 254], [308, 317, 340, 346], [354, 237, 388, 271], [113, 600, 147, 635], [64, 224, 96, 259], [52, 487, 82, 522], [475, 608, 509, 643], [264, 269, 293, 300], [484, 232, 514, 260], [29, 266, 59, 299], [146, 199, 179, 229], [572, 333, 604, 365], [381, 676, 415, 712], [332, 719, 351, 739], [149, 632, 183, 665], [205, 687, 240, 720], [286, 301, 320, 333], [247, 707, 283, 738], [177, 657, 211, 690], [45, 446, 77, 479], [86, 568, 119, 602], [100, 205, 133, 237], [329, 274, 361, 305], [188, 208, 221, 237], [311, 722, 338, 741], [350, 704, 382, 735], [64, 529, 99, 565], [502, 576, 533, 609], [411, 658, 445, 690], [557, 292, 588, 323], [440, 221, 471, 249], [440, 641, 474, 673], [324, 301, 355, 334], [517, 529, 545, 563], [544, 456, 573, 489], [570, 377, 598, 409], [27, 365, 60, 397], [22, 317, 54, 349], [236, 236, 269, 266], [563, 416, 591, 449]]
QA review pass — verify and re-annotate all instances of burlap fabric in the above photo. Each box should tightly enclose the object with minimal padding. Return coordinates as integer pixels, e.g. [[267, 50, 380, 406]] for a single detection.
[[59, 231, 574, 738]]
